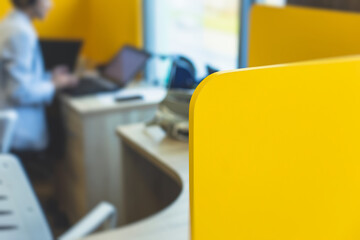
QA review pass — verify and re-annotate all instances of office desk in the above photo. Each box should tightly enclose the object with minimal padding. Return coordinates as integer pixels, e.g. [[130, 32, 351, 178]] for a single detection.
[[59, 88, 166, 225], [83, 124, 189, 240]]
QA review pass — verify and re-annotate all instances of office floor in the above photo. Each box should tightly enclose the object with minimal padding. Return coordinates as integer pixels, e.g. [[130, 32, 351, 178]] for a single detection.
[[23, 161, 71, 238]]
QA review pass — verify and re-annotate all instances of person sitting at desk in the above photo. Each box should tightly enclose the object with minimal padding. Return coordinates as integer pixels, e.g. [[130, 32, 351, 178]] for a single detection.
[[0, 0, 77, 167]]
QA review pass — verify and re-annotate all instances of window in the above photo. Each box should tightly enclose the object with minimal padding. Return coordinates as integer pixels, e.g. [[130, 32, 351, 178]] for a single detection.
[[145, 0, 240, 86], [261, 0, 286, 6], [144, 0, 286, 86]]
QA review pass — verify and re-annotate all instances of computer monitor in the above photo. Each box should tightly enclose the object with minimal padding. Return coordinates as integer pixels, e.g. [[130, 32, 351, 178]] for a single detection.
[[103, 45, 151, 87], [40, 39, 83, 72]]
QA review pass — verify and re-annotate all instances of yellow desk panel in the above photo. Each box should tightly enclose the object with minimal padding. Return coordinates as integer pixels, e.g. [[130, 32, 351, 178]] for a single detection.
[[249, 5, 360, 67], [190, 56, 360, 239]]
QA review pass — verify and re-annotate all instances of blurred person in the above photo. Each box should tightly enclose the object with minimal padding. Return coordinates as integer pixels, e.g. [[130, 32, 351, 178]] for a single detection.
[[0, 0, 77, 158]]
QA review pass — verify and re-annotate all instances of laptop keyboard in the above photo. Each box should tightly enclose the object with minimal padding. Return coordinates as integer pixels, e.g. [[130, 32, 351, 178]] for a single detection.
[[63, 77, 118, 97]]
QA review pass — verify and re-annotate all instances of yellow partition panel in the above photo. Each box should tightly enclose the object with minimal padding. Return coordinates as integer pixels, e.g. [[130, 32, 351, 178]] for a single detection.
[[190, 56, 360, 239], [249, 5, 360, 67]]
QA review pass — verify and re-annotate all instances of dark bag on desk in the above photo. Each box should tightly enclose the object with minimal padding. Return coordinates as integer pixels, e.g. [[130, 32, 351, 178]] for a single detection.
[[169, 56, 197, 89], [167, 56, 219, 89]]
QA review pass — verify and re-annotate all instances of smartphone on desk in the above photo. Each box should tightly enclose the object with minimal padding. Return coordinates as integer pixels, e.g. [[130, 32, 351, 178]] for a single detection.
[[115, 95, 144, 102]]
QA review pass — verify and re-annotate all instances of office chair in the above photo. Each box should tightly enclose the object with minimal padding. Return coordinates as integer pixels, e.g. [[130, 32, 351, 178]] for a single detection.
[[0, 110, 17, 153], [0, 154, 117, 240]]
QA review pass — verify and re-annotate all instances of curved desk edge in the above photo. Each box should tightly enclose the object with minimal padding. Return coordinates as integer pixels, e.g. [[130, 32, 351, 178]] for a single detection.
[[82, 124, 189, 240]]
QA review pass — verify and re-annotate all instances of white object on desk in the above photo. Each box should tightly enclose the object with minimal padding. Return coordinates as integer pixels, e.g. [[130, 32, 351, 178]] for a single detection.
[[95, 87, 166, 106]]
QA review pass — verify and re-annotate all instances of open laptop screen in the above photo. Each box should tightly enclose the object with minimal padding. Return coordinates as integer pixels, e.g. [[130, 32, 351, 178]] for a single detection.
[[103, 46, 151, 86], [40, 39, 83, 72]]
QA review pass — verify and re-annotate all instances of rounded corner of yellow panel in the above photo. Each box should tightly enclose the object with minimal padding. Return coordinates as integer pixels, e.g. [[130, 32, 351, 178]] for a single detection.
[[190, 72, 223, 116]]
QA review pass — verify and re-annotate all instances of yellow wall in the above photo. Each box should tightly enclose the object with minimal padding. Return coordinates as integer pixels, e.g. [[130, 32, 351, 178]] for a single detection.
[[85, 0, 143, 63], [0, 1, 11, 18], [34, 0, 90, 39], [0, 0, 142, 63], [0, 0, 89, 39]]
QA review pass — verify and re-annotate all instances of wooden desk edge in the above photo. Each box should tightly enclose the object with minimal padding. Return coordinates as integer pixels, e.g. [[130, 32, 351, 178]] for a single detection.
[[82, 124, 190, 240], [61, 95, 161, 116], [116, 125, 183, 185]]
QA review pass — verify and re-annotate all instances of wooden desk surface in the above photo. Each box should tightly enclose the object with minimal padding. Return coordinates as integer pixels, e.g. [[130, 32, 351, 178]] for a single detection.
[[83, 124, 189, 240], [62, 87, 166, 116], [59, 87, 166, 225]]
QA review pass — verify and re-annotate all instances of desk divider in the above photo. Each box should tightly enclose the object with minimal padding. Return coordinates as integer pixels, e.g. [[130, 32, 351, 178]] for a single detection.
[[190, 56, 360, 239], [249, 5, 360, 67]]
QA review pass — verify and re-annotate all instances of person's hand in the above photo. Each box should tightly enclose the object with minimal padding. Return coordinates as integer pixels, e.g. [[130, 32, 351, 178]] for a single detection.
[[52, 73, 78, 89], [53, 65, 69, 75], [52, 66, 79, 89]]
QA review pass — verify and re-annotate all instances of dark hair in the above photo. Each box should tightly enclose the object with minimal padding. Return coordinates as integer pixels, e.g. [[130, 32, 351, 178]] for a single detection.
[[11, 0, 37, 8]]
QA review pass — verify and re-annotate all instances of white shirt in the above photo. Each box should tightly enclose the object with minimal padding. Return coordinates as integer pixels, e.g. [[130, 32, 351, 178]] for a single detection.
[[0, 10, 55, 151]]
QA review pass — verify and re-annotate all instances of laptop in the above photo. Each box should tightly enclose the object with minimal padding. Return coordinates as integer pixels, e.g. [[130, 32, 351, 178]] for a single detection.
[[63, 45, 151, 97], [40, 39, 83, 72]]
